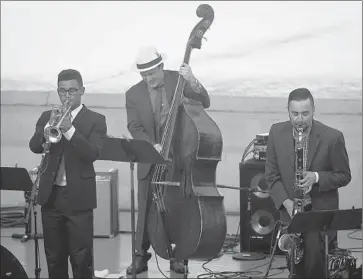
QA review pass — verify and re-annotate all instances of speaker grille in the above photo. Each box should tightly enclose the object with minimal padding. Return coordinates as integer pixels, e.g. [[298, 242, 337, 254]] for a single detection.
[[239, 159, 282, 254], [250, 209, 275, 235]]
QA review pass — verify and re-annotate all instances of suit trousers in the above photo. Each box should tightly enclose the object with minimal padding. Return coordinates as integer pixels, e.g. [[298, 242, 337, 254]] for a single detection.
[[135, 175, 153, 259], [41, 185, 94, 278], [292, 230, 336, 279]]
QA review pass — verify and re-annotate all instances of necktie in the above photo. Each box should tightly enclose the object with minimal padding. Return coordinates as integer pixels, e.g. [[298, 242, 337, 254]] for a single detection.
[[160, 88, 170, 128], [54, 112, 74, 186], [154, 91, 162, 143], [54, 141, 66, 186]]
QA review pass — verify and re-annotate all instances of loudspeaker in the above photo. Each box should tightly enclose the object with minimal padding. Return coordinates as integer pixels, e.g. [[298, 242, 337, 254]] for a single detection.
[[28, 168, 119, 238], [239, 159, 282, 254], [93, 169, 119, 238]]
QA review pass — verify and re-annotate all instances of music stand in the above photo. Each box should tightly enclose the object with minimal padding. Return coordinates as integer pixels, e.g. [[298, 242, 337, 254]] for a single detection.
[[1, 167, 33, 277], [0, 167, 34, 240], [287, 208, 362, 279], [99, 137, 169, 279], [1, 167, 33, 192]]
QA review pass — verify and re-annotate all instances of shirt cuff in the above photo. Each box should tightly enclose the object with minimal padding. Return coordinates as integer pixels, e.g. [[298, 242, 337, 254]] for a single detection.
[[63, 126, 75, 140], [314, 172, 319, 183]]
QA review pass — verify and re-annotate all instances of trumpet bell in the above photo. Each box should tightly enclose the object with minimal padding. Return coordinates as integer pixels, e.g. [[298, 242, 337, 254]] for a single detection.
[[44, 101, 71, 144], [44, 126, 62, 143]]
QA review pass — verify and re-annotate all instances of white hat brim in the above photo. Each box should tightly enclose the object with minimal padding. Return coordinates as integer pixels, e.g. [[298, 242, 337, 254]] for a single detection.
[[130, 52, 167, 73]]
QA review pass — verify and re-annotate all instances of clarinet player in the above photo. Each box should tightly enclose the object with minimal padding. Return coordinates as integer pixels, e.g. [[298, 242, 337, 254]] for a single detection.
[[265, 88, 351, 278], [29, 69, 107, 278]]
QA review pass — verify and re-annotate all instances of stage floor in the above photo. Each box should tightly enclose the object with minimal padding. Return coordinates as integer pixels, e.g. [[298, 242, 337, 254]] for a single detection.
[[1, 226, 361, 278]]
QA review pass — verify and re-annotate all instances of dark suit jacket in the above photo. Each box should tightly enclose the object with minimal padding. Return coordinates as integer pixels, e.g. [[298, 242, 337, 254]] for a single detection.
[[125, 70, 210, 180], [29, 105, 107, 211], [265, 120, 351, 224]]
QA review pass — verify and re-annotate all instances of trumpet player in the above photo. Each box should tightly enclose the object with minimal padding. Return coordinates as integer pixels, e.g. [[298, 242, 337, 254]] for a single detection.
[[29, 69, 107, 279], [265, 88, 351, 278]]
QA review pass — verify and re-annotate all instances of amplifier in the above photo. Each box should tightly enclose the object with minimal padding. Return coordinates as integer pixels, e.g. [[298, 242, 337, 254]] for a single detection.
[[28, 168, 119, 238], [94, 169, 119, 238], [253, 133, 268, 161]]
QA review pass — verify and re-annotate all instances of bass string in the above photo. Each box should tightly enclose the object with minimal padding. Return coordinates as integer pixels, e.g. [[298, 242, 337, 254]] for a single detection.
[[150, 93, 182, 212], [151, 164, 168, 212], [149, 52, 188, 215], [159, 77, 186, 155]]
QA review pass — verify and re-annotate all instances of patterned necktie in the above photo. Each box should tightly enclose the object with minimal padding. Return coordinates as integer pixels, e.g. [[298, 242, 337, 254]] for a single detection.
[[154, 91, 162, 143], [159, 87, 170, 128]]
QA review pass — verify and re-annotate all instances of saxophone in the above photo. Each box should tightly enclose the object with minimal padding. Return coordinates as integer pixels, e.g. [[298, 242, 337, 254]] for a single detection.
[[278, 127, 312, 268]]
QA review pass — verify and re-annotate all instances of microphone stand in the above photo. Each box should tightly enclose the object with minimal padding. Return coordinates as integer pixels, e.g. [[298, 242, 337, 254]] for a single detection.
[[263, 221, 284, 278], [216, 184, 269, 193], [24, 142, 50, 279]]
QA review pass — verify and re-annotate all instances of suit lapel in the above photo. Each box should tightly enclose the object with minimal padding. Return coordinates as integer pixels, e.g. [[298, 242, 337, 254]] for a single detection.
[[72, 105, 87, 127], [139, 81, 155, 129], [282, 122, 295, 168], [307, 120, 321, 170]]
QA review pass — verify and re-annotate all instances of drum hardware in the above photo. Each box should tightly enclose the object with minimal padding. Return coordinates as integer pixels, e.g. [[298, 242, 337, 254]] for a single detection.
[[329, 250, 357, 279]]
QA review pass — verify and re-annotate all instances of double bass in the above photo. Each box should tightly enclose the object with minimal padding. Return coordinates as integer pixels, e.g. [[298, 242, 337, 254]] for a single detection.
[[147, 4, 226, 261]]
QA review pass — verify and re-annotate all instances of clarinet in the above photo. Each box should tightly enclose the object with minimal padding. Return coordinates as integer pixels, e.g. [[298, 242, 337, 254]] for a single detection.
[[294, 128, 305, 214]]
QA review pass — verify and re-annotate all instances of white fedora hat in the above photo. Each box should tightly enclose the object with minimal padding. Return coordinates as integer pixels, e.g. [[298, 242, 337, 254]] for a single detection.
[[134, 46, 167, 72]]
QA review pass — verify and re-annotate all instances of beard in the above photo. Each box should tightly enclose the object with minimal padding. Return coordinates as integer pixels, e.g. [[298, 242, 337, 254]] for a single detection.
[[290, 119, 313, 132]]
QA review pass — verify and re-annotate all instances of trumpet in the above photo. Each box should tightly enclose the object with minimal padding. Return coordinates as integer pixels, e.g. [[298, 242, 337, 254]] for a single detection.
[[44, 101, 72, 143]]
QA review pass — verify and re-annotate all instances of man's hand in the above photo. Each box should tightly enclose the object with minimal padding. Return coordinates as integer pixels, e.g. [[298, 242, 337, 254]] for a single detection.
[[49, 105, 62, 126], [179, 63, 195, 83], [283, 199, 294, 218], [153, 144, 162, 153], [59, 113, 72, 133], [121, 133, 133, 142], [299, 171, 316, 194]]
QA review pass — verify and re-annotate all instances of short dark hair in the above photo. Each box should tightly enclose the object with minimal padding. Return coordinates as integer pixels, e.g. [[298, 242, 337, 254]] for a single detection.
[[288, 88, 314, 107], [57, 69, 83, 87]]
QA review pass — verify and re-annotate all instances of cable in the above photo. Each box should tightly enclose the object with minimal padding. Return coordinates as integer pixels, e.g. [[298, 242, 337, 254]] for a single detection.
[[197, 257, 285, 278], [196, 221, 288, 278], [241, 139, 255, 162], [0, 206, 26, 228], [347, 229, 362, 241], [0, 215, 25, 228], [222, 231, 240, 255], [331, 229, 363, 253]]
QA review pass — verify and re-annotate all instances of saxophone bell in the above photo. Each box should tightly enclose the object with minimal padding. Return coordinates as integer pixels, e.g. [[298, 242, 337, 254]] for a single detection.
[[278, 229, 298, 252]]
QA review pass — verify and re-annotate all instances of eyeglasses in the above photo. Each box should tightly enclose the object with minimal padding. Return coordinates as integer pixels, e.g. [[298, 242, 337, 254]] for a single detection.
[[57, 88, 80, 96]]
